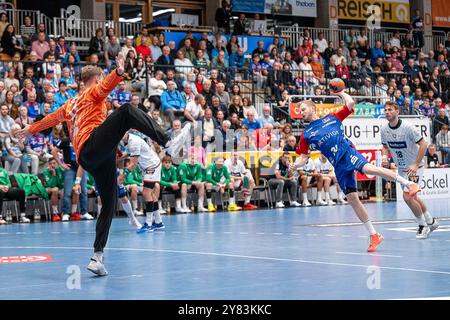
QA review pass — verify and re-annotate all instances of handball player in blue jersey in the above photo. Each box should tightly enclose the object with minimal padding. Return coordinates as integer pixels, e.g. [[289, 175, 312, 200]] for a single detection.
[[294, 91, 420, 252]]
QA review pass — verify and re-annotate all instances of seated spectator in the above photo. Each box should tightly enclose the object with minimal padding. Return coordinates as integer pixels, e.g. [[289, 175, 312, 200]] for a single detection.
[[427, 144, 441, 168], [185, 94, 206, 124], [112, 81, 132, 109], [54, 80, 72, 108], [43, 54, 61, 79], [174, 50, 194, 80], [25, 128, 52, 175], [1, 24, 25, 59], [229, 95, 245, 120], [151, 109, 165, 128], [2, 123, 28, 173], [135, 35, 152, 60], [20, 15, 35, 50], [182, 73, 197, 95], [41, 92, 59, 114], [283, 135, 297, 152], [161, 81, 186, 124], [210, 95, 228, 119], [165, 69, 183, 92], [269, 151, 302, 208], [59, 67, 78, 95], [41, 157, 65, 220], [121, 37, 137, 59], [130, 57, 146, 98], [241, 110, 261, 131], [242, 97, 258, 119], [259, 105, 275, 126], [178, 152, 207, 212], [201, 79, 214, 106], [22, 92, 40, 120], [14, 105, 33, 129], [156, 46, 175, 72], [31, 31, 50, 60], [193, 48, 210, 73], [200, 108, 220, 152], [55, 36, 69, 61], [88, 28, 105, 60], [181, 84, 195, 104], [0, 166, 29, 224], [435, 124, 450, 164], [104, 35, 121, 68], [0, 104, 14, 140], [150, 35, 162, 62], [147, 70, 166, 110], [180, 38, 196, 62], [4, 68, 19, 90]]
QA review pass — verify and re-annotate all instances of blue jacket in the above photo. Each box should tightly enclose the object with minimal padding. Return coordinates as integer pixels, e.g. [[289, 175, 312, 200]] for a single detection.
[[230, 52, 245, 68], [161, 90, 186, 112], [370, 48, 385, 65]]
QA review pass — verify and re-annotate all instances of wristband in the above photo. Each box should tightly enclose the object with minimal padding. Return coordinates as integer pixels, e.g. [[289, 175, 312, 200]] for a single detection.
[[75, 177, 82, 185]]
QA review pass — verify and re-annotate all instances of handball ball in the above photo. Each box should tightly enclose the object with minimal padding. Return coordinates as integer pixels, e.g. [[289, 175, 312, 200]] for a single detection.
[[329, 78, 346, 93]]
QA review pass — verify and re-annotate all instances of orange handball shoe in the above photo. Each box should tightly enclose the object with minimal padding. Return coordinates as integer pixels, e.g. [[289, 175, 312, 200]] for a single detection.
[[243, 203, 258, 210], [367, 233, 384, 252], [408, 183, 421, 197], [52, 214, 61, 222], [70, 213, 81, 221]]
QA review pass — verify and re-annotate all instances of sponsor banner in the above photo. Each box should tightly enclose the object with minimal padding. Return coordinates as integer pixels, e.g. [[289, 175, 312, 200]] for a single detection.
[[337, 0, 410, 24], [290, 102, 389, 119], [343, 117, 430, 149], [163, 32, 279, 56], [396, 168, 450, 200], [0, 255, 53, 264], [432, 0, 450, 27], [232, 0, 317, 17], [356, 149, 380, 181]]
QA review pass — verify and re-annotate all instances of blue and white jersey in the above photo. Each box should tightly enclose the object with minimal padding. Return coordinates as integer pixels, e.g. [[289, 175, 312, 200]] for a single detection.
[[297, 105, 354, 166], [381, 119, 424, 169]]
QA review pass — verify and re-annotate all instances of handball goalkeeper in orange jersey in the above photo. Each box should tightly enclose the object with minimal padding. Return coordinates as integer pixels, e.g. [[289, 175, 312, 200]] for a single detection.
[[17, 53, 170, 276]]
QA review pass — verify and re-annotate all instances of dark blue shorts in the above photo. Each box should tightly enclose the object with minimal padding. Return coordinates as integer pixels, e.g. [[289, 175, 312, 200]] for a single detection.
[[335, 148, 368, 194]]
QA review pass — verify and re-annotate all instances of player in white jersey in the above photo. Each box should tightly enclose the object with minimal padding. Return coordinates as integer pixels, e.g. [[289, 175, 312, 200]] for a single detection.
[[314, 154, 347, 205], [122, 130, 164, 233], [381, 101, 439, 239], [296, 155, 321, 206], [224, 151, 258, 210]]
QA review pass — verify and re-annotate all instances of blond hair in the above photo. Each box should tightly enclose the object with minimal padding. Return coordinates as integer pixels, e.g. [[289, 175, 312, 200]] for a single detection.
[[81, 65, 104, 83]]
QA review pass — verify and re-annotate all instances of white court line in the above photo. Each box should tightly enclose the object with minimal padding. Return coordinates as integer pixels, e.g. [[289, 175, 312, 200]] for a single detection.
[[50, 232, 60, 234], [171, 231, 181, 234], [341, 235, 352, 237], [272, 233, 283, 235], [336, 251, 403, 258], [0, 233, 9, 235], [16, 232, 26, 234], [306, 234, 317, 236], [187, 232, 198, 234], [0, 245, 448, 276], [33, 232, 43, 234], [256, 233, 265, 235], [325, 234, 336, 237], [239, 232, 249, 235], [223, 232, 232, 234], [289, 233, 300, 236], [358, 236, 367, 238]]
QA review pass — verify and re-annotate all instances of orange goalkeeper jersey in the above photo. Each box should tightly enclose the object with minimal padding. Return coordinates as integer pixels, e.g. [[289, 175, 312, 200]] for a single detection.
[[29, 69, 124, 161]]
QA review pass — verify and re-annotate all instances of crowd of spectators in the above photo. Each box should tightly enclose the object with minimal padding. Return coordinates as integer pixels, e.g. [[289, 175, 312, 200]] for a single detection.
[[1, 4, 450, 223]]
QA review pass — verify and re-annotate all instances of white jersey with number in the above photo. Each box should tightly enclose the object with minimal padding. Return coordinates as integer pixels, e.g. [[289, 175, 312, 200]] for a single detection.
[[381, 119, 425, 169], [224, 158, 248, 177], [127, 133, 161, 172], [314, 158, 333, 174]]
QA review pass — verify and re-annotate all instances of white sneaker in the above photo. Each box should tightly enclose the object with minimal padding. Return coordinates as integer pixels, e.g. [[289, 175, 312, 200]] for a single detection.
[[62, 214, 70, 221], [275, 201, 285, 208], [337, 198, 348, 204], [175, 206, 185, 213], [302, 200, 312, 207], [290, 201, 302, 207], [428, 218, 439, 233], [158, 208, 167, 214], [326, 199, 336, 206], [20, 214, 30, 223], [129, 218, 142, 229], [316, 199, 327, 206], [81, 213, 94, 220], [134, 210, 144, 216], [198, 206, 208, 212], [182, 207, 191, 213], [87, 255, 108, 276], [416, 225, 431, 240], [0, 216, 6, 225]]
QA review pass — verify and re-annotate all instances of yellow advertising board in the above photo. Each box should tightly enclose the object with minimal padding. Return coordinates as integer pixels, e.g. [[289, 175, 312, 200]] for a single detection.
[[338, 0, 410, 23]]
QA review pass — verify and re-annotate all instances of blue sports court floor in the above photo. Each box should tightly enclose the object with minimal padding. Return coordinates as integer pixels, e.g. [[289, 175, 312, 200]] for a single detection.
[[1, 199, 450, 300]]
